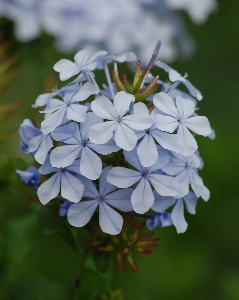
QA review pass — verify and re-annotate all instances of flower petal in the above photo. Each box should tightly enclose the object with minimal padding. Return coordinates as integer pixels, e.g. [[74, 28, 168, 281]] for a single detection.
[[80, 147, 102, 180], [148, 146, 170, 172], [183, 192, 198, 214], [66, 104, 88, 122], [156, 114, 179, 133], [104, 188, 133, 211], [50, 145, 81, 168], [53, 59, 80, 81], [153, 92, 178, 118], [177, 125, 198, 156], [123, 148, 143, 172], [70, 82, 100, 103], [99, 202, 123, 235], [162, 156, 186, 176], [33, 135, 53, 164], [149, 174, 180, 197], [89, 139, 120, 155], [184, 79, 203, 101], [171, 199, 188, 233], [50, 122, 75, 141], [137, 134, 158, 167], [107, 167, 141, 188], [80, 112, 102, 141], [131, 178, 154, 213], [37, 173, 61, 205], [122, 113, 152, 130], [61, 172, 84, 203], [89, 121, 116, 144], [151, 192, 176, 212], [175, 171, 190, 198], [99, 167, 117, 196], [41, 108, 66, 134], [91, 96, 116, 120], [76, 175, 99, 198], [183, 116, 212, 136], [113, 91, 134, 118], [176, 96, 195, 120], [115, 123, 137, 151], [74, 48, 90, 66], [67, 200, 99, 227]]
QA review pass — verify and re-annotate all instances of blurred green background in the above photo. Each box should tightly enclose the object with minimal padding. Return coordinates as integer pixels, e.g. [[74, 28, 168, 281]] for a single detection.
[[0, 0, 239, 299]]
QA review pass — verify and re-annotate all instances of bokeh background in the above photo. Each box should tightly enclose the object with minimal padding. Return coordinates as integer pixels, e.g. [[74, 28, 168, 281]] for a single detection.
[[0, 0, 239, 299]]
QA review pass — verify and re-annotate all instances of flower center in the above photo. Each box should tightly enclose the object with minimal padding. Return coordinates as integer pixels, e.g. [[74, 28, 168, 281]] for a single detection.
[[142, 171, 149, 178], [80, 140, 87, 147], [97, 195, 104, 202]]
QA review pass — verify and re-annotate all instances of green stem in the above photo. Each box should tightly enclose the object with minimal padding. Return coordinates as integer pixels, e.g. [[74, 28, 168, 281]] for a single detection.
[[73, 250, 88, 300]]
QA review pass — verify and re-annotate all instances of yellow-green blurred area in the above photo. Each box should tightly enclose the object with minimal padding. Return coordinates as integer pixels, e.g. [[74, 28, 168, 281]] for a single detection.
[[0, 0, 239, 299]]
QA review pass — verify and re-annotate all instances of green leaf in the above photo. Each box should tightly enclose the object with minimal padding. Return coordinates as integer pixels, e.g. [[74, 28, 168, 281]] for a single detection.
[[93, 249, 111, 274]]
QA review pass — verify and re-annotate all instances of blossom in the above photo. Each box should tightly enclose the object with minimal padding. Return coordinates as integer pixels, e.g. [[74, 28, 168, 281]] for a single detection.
[[37, 158, 84, 205], [154, 93, 212, 156], [135, 107, 182, 167], [16, 166, 40, 187], [53, 47, 107, 81], [162, 152, 208, 198], [89, 91, 152, 151], [67, 167, 133, 235], [16, 42, 213, 236], [40, 82, 99, 134], [50, 112, 120, 180], [151, 191, 198, 233], [107, 147, 180, 214]]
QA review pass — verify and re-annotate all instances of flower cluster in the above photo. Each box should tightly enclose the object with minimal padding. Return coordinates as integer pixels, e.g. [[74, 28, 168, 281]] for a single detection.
[[17, 41, 213, 236], [1, 0, 217, 61]]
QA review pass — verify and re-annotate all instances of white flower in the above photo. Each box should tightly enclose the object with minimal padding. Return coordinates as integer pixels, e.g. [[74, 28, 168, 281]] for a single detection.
[[89, 91, 152, 151], [154, 93, 212, 156]]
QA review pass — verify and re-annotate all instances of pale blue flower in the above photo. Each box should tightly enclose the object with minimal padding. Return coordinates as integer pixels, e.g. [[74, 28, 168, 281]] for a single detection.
[[136, 108, 182, 167], [151, 191, 198, 233], [89, 91, 152, 151], [67, 167, 133, 235], [154, 93, 212, 156], [162, 152, 208, 198], [37, 158, 84, 205], [50, 112, 120, 180], [53, 47, 107, 81], [40, 82, 99, 134], [107, 147, 180, 214], [16, 166, 40, 187]]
